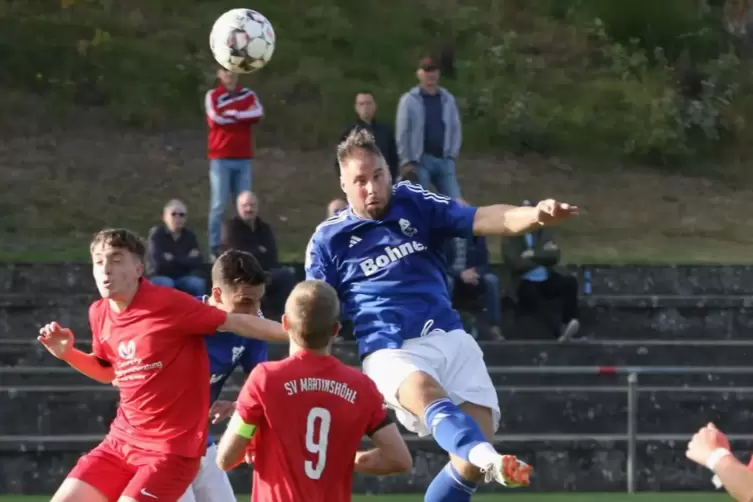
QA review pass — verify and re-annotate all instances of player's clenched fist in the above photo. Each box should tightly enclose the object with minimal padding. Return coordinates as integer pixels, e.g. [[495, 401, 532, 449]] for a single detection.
[[686, 422, 731, 466], [209, 400, 236, 424], [37, 322, 74, 359], [536, 199, 579, 226]]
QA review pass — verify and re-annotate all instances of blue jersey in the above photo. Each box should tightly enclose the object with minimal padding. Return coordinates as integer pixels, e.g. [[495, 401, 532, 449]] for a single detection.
[[305, 181, 477, 357], [196, 297, 268, 401], [200, 297, 268, 446]]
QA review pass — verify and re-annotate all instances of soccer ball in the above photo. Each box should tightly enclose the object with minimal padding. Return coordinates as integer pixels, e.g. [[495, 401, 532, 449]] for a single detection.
[[209, 8, 276, 74]]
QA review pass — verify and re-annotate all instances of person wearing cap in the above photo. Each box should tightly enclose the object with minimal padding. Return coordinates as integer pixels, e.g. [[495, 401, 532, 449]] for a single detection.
[[395, 56, 462, 197], [334, 91, 399, 182]]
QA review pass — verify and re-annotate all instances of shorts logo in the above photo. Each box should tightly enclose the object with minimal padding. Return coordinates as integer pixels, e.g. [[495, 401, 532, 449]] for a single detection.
[[231, 346, 245, 364], [359, 241, 426, 277], [399, 218, 417, 237], [117, 340, 136, 360], [140, 488, 158, 499]]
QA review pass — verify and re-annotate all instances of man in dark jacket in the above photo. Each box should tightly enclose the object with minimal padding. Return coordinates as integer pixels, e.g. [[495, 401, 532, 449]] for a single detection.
[[502, 201, 580, 341], [221, 191, 295, 316], [446, 234, 503, 339], [146, 199, 206, 296], [334, 92, 398, 180]]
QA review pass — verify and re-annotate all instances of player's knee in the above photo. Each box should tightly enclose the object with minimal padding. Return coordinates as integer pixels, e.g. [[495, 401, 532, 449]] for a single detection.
[[52, 479, 109, 502], [397, 371, 447, 415]]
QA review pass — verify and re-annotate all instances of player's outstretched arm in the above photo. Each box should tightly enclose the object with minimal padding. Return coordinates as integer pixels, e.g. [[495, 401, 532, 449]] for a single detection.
[[220, 314, 288, 343], [354, 423, 413, 475], [473, 200, 579, 237], [38, 323, 114, 384], [687, 423, 753, 501]]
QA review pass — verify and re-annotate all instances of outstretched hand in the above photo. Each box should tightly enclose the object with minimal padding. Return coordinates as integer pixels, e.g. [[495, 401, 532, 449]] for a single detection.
[[536, 199, 579, 226], [38, 322, 74, 360]]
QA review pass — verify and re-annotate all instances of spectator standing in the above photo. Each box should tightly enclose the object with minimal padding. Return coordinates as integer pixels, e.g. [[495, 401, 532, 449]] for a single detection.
[[446, 235, 503, 339], [502, 201, 580, 341], [327, 198, 348, 217], [335, 92, 398, 181], [395, 56, 462, 198], [205, 67, 264, 258], [147, 199, 206, 296], [221, 191, 295, 316]]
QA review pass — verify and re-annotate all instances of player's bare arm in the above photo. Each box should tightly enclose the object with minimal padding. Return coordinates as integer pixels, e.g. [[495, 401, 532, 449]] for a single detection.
[[354, 423, 413, 475], [38, 322, 115, 384], [215, 411, 256, 471], [220, 313, 289, 343], [473, 199, 579, 237], [686, 423, 753, 501]]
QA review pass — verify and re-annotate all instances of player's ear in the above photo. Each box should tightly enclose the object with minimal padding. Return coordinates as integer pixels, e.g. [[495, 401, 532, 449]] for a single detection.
[[339, 175, 346, 193], [281, 314, 290, 332], [211, 286, 223, 305], [332, 321, 341, 339]]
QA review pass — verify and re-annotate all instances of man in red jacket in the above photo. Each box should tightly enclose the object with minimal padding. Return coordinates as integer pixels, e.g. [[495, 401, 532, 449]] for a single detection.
[[205, 67, 264, 259]]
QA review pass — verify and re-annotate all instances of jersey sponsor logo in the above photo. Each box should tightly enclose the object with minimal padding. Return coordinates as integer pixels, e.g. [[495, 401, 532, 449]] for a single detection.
[[113, 340, 163, 382], [117, 340, 136, 360], [359, 240, 426, 277], [399, 218, 417, 237]]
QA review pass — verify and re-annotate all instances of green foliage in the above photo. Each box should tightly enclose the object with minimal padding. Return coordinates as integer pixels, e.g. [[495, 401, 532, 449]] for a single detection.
[[0, 0, 752, 164]]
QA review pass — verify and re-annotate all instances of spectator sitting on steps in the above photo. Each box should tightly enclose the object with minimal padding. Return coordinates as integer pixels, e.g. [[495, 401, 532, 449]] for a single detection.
[[502, 200, 580, 341], [146, 199, 206, 296], [221, 191, 295, 317], [445, 232, 503, 340]]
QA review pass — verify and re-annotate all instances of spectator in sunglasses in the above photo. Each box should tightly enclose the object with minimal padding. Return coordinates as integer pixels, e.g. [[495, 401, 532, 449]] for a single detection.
[[146, 199, 207, 296]]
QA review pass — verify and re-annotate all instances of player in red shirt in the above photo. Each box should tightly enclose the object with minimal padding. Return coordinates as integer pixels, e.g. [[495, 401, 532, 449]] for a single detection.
[[38, 228, 288, 502], [215, 280, 413, 501]]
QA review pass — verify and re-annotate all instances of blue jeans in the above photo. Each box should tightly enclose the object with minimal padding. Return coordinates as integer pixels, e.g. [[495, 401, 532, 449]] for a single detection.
[[447, 272, 502, 328], [150, 275, 206, 297], [208, 158, 252, 251], [417, 155, 461, 199]]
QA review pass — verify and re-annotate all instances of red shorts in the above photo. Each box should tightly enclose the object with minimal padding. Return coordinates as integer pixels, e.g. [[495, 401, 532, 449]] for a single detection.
[[68, 435, 201, 502]]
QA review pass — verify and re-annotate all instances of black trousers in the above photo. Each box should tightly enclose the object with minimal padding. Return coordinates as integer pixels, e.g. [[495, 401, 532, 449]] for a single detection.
[[517, 271, 579, 329]]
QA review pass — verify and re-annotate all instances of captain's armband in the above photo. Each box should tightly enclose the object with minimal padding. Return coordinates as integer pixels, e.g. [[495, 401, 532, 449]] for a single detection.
[[229, 412, 257, 439]]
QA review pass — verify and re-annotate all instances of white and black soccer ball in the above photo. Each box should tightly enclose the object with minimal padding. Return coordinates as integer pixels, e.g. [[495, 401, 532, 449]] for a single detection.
[[209, 8, 275, 74]]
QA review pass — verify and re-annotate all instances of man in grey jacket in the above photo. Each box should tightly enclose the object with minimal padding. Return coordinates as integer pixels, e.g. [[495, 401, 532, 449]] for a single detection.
[[395, 57, 462, 198]]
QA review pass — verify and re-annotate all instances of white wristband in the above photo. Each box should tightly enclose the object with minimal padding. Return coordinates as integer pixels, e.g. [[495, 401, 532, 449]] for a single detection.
[[705, 448, 732, 472]]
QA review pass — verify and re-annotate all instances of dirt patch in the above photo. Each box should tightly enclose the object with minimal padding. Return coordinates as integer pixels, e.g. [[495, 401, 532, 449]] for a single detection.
[[1, 128, 752, 263]]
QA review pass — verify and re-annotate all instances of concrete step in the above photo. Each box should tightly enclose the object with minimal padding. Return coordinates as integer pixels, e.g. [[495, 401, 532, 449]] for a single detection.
[[5, 338, 753, 367], [6, 293, 753, 341], [4, 263, 753, 296], [7, 363, 753, 387], [4, 386, 753, 437], [4, 432, 753, 493]]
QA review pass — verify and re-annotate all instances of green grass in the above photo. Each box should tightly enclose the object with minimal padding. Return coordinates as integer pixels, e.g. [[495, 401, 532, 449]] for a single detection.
[[0, 494, 733, 502]]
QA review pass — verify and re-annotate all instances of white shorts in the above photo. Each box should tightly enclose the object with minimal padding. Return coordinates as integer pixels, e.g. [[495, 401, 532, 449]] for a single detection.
[[177, 443, 235, 502], [362, 329, 500, 436]]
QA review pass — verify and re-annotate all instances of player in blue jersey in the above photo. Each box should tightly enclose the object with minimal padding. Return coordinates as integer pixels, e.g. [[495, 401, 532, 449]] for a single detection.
[[178, 250, 269, 502], [306, 129, 578, 501]]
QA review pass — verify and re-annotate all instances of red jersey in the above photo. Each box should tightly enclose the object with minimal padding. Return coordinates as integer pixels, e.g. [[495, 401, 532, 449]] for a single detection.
[[236, 351, 388, 502], [205, 85, 263, 159], [89, 280, 227, 458]]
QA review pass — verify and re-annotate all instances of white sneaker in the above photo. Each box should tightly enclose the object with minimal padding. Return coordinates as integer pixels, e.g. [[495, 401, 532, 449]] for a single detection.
[[558, 319, 580, 342], [482, 455, 532, 487]]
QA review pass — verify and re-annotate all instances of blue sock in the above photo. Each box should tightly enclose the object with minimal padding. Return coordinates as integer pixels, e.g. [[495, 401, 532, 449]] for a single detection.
[[425, 462, 476, 502], [423, 398, 487, 462]]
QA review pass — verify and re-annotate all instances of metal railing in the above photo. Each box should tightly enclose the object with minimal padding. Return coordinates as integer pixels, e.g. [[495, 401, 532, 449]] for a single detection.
[[491, 365, 753, 493]]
